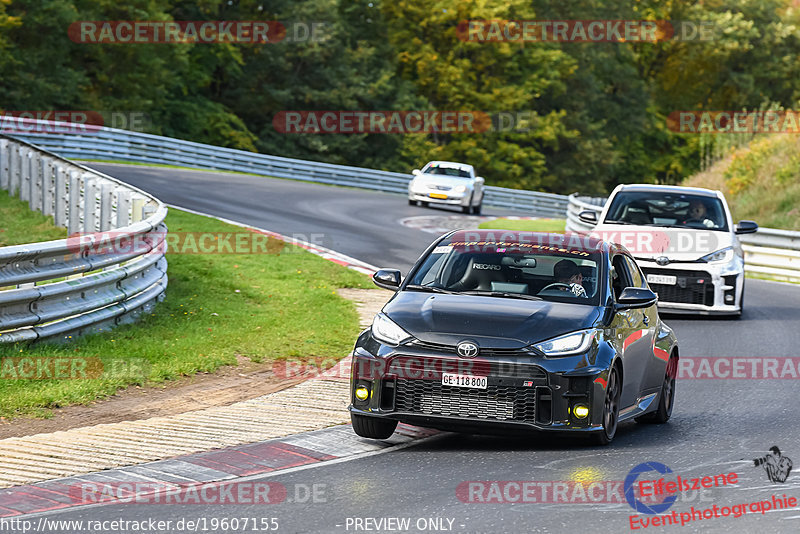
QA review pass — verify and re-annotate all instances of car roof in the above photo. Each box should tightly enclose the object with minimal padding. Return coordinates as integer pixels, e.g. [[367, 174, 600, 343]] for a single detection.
[[425, 161, 474, 172], [446, 230, 611, 255], [615, 183, 721, 198]]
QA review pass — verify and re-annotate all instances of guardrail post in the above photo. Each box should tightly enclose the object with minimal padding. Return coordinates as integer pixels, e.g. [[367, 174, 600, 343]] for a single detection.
[[0, 139, 8, 190], [8, 143, 20, 195], [83, 176, 98, 233], [30, 153, 44, 214], [116, 189, 131, 228], [67, 170, 82, 236], [54, 164, 67, 227], [131, 196, 145, 223], [99, 182, 114, 231], [41, 156, 55, 217], [19, 148, 31, 200]]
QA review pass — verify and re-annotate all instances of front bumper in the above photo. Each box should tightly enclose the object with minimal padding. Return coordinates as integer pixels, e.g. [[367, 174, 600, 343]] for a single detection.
[[637, 260, 744, 315], [349, 339, 614, 435], [409, 190, 470, 207]]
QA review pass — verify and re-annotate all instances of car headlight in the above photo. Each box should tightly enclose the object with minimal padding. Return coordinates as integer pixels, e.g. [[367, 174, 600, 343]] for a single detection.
[[533, 330, 596, 356], [700, 247, 733, 263], [371, 313, 412, 345], [454, 185, 467, 193]]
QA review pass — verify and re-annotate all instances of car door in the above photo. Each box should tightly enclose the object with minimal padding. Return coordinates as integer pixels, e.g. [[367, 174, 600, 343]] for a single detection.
[[610, 254, 651, 408], [624, 255, 667, 394]]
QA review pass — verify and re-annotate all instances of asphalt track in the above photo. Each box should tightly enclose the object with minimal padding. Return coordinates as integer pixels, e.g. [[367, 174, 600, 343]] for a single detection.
[[44, 162, 800, 533]]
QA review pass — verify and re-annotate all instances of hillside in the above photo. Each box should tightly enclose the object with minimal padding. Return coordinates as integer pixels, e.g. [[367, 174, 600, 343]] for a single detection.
[[683, 136, 800, 231]]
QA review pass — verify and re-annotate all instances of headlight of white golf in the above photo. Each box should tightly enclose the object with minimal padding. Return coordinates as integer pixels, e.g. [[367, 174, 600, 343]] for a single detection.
[[371, 313, 412, 345], [534, 329, 596, 356], [454, 185, 468, 193]]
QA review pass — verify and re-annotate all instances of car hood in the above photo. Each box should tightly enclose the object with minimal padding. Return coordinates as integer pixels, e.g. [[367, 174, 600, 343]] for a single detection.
[[383, 291, 602, 348], [590, 224, 734, 262], [411, 174, 472, 189]]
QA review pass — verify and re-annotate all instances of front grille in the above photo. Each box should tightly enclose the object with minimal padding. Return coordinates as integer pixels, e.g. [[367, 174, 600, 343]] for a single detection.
[[394, 378, 536, 422], [388, 355, 547, 380], [643, 268, 714, 306], [405, 340, 534, 358]]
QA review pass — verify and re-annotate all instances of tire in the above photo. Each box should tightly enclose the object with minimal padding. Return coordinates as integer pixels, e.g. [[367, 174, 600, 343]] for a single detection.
[[636, 355, 676, 424], [593, 366, 621, 446], [734, 278, 745, 319], [421, 201, 429, 208], [408, 199, 416, 206], [472, 203, 482, 215], [461, 194, 474, 214], [351, 412, 398, 439]]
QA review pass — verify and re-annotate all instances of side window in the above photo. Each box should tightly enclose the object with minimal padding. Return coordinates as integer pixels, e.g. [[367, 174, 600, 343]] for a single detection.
[[610, 256, 631, 301], [624, 256, 646, 288]]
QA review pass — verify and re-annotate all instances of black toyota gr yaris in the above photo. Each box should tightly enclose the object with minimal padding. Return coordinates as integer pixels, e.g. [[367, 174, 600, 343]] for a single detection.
[[349, 230, 679, 445]]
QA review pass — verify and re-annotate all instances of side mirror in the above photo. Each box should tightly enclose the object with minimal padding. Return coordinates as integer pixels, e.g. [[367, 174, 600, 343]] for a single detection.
[[412, 169, 421, 176], [735, 220, 758, 235], [475, 176, 485, 184], [616, 287, 658, 310], [372, 269, 402, 291], [578, 210, 598, 224]]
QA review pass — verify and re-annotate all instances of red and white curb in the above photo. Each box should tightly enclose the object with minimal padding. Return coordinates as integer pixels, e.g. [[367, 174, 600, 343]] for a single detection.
[[0, 423, 439, 517]]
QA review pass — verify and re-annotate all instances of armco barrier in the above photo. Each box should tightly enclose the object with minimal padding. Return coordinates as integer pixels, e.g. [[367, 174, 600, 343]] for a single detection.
[[565, 193, 800, 283], [7, 118, 569, 217], [0, 134, 168, 343]]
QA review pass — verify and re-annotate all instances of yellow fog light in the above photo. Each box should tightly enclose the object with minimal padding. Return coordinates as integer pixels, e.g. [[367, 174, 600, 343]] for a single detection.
[[355, 386, 370, 401], [574, 405, 589, 419]]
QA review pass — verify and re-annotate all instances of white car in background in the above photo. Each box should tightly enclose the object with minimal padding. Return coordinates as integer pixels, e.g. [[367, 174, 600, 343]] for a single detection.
[[581, 184, 758, 317], [408, 161, 484, 214]]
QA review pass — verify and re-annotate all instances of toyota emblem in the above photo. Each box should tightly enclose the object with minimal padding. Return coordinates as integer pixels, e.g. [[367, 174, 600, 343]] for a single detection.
[[457, 341, 479, 358], [656, 256, 670, 266]]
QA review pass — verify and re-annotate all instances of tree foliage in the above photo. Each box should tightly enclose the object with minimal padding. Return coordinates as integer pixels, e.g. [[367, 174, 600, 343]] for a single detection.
[[1, 0, 798, 195]]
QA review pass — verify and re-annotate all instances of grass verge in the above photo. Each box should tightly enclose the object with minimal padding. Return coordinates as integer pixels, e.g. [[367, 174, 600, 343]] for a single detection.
[[0, 189, 67, 246], [479, 218, 567, 233], [0, 207, 371, 419]]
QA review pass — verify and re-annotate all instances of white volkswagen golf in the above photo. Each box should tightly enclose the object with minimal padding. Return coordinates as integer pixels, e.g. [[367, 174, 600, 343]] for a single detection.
[[581, 184, 758, 316], [408, 161, 484, 214]]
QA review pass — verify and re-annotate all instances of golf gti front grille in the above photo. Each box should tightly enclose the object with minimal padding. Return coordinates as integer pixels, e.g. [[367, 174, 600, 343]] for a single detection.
[[394, 379, 536, 422], [644, 269, 714, 306]]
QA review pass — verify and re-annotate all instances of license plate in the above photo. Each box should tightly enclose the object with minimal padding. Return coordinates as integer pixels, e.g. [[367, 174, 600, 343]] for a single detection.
[[442, 373, 487, 389], [647, 274, 677, 285], [429, 193, 448, 199]]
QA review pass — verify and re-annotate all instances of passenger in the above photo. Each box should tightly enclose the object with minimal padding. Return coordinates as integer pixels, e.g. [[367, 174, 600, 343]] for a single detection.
[[553, 259, 588, 298]]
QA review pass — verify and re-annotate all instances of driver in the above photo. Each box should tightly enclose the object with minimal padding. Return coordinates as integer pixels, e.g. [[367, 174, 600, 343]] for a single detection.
[[553, 259, 588, 298], [684, 200, 715, 228]]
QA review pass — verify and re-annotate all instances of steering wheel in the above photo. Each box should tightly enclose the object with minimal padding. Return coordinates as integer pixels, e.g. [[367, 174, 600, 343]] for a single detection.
[[538, 283, 573, 294]]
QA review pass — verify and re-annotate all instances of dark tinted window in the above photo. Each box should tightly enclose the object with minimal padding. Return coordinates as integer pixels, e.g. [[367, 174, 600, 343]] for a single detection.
[[605, 191, 728, 231]]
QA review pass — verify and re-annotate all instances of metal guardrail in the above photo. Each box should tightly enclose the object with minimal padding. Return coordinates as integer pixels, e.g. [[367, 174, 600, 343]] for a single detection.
[[565, 193, 800, 283], [0, 135, 168, 344], [8, 119, 569, 218]]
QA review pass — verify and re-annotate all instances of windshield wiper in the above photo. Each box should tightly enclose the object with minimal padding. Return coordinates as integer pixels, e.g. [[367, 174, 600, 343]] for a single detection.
[[461, 290, 543, 301], [405, 284, 455, 294], [603, 220, 639, 226]]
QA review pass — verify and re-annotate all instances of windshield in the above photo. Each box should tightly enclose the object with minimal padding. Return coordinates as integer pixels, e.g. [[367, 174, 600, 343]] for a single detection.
[[604, 191, 729, 231], [406, 235, 603, 305], [422, 163, 471, 178]]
